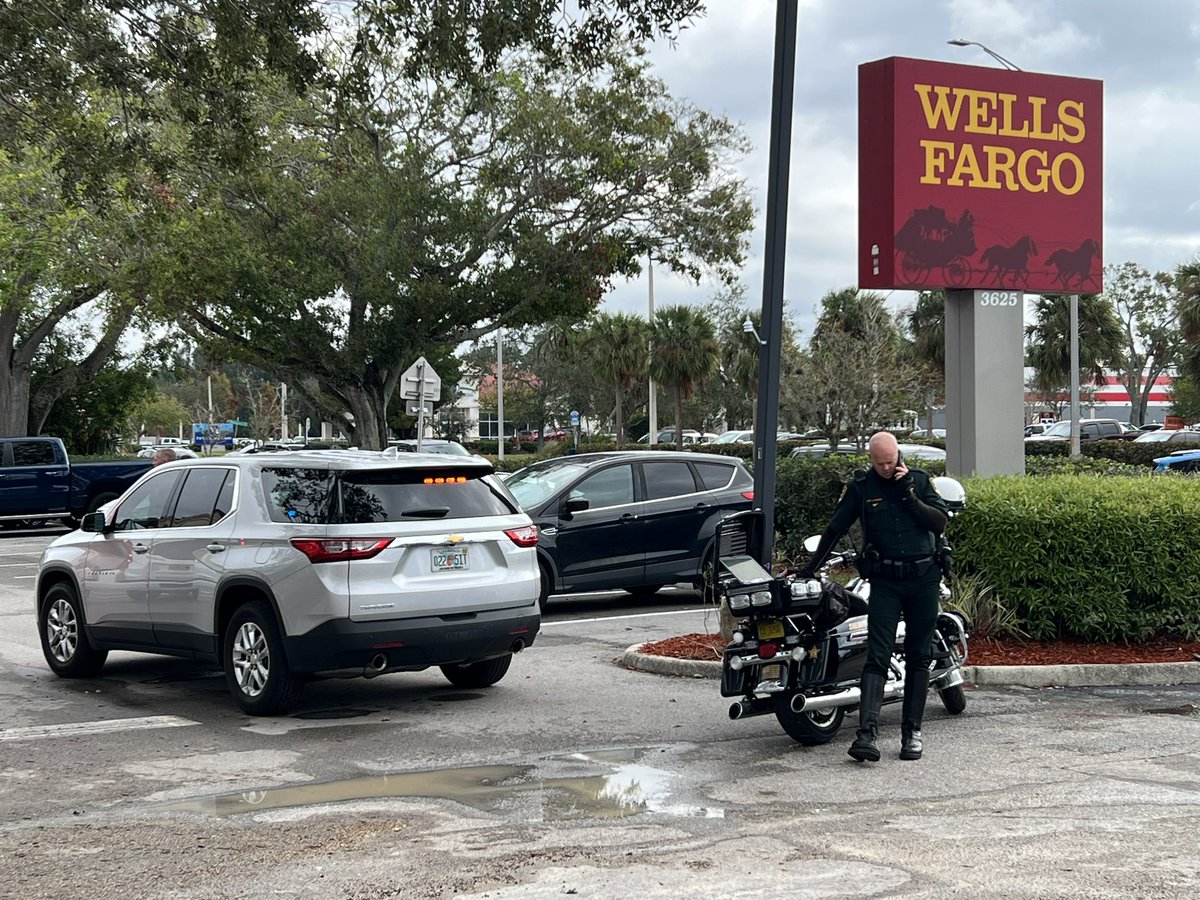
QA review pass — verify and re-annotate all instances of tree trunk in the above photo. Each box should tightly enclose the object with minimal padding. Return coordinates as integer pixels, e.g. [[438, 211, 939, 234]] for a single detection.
[[613, 380, 624, 444], [344, 385, 387, 450], [0, 358, 32, 436], [674, 387, 684, 449]]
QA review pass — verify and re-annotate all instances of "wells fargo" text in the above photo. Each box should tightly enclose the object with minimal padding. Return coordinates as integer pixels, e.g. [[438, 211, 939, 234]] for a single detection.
[[913, 84, 1087, 195]]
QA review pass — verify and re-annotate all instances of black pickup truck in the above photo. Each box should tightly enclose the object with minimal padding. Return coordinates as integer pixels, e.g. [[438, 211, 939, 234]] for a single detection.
[[0, 436, 152, 529]]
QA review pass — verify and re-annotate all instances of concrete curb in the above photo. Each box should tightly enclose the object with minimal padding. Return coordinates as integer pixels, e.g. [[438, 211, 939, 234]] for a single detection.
[[619, 643, 1200, 688]]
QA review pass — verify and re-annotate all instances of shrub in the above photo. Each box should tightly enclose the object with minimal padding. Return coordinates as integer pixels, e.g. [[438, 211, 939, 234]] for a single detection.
[[948, 475, 1200, 642]]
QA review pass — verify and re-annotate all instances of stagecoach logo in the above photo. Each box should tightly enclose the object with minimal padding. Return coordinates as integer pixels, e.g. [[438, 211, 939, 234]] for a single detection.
[[859, 57, 1103, 293]]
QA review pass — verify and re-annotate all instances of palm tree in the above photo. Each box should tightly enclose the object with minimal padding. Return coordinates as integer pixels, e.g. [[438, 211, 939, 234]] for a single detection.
[[582, 312, 649, 444], [1177, 259, 1200, 382], [907, 291, 946, 435], [1024, 293, 1123, 399], [650, 305, 719, 448]]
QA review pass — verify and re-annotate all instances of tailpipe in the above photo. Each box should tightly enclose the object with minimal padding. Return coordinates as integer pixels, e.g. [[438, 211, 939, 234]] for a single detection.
[[789, 680, 904, 714], [510, 638, 526, 653], [364, 653, 388, 678], [728, 697, 775, 720]]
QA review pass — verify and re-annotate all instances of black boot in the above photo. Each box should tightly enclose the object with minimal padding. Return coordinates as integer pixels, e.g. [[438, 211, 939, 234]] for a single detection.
[[848, 672, 885, 762], [900, 667, 929, 760]]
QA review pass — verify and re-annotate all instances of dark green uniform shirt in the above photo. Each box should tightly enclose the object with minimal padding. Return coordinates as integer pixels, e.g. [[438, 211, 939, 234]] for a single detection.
[[826, 467, 949, 560]]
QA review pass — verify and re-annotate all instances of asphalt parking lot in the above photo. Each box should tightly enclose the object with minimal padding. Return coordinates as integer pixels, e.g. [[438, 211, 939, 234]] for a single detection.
[[2, 526, 1200, 899]]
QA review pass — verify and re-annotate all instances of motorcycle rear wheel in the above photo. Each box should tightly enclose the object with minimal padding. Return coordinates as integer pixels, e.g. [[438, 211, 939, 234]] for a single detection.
[[938, 684, 967, 715], [772, 693, 846, 745]]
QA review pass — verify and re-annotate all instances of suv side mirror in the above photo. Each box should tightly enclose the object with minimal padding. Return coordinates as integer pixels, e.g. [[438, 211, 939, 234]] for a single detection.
[[561, 496, 589, 517], [80, 511, 108, 533]]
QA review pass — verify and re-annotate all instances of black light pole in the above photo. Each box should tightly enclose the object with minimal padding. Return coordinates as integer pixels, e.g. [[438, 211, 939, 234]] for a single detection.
[[752, 0, 799, 565]]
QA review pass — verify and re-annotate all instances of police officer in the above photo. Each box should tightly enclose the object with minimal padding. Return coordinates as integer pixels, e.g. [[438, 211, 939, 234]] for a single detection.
[[797, 430, 949, 762]]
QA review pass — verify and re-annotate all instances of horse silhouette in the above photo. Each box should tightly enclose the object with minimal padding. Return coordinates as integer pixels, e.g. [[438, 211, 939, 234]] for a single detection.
[[1045, 238, 1101, 290], [979, 236, 1038, 286]]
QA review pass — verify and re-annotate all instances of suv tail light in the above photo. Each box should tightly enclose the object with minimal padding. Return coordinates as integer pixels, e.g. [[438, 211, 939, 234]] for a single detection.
[[741, 490, 754, 500], [504, 525, 538, 547], [290, 538, 393, 563]]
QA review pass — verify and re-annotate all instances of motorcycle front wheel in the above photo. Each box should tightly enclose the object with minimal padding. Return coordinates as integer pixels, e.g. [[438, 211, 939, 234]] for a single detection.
[[938, 684, 967, 715], [772, 693, 846, 745]]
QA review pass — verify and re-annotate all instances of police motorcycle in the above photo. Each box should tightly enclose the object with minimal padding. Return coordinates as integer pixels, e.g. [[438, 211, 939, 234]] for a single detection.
[[717, 476, 971, 746]]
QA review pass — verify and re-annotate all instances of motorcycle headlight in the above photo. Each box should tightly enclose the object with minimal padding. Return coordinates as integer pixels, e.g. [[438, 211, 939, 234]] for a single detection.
[[750, 590, 773, 607], [728, 592, 750, 611]]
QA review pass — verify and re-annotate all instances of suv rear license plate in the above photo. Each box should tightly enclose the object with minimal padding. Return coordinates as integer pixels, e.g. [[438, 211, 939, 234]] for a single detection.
[[432, 547, 469, 571], [757, 620, 784, 640]]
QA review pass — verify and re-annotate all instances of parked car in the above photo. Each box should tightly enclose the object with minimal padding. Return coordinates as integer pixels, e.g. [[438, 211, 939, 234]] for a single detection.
[[788, 442, 863, 459], [637, 428, 702, 445], [1133, 429, 1200, 445], [1024, 423, 1050, 437], [1, 436, 152, 530], [138, 435, 189, 448], [503, 451, 754, 609], [788, 442, 946, 462], [908, 428, 946, 440], [714, 430, 754, 444], [136, 446, 200, 459], [1024, 419, 1125, 443], [387, 439, 472, 456], [1154, 449, 1200, 474], [35, 451, 540, 714]]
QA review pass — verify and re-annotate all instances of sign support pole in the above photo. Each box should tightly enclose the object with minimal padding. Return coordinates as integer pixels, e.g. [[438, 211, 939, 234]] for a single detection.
[[416, 360, 426, 453]]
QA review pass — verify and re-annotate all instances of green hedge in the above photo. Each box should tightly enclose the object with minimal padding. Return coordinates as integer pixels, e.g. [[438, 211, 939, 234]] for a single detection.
[[947, 475, 1200, 642]]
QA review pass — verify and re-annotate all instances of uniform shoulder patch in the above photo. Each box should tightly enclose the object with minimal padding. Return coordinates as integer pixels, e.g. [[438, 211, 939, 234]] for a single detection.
[[852, 468, 868, 483]]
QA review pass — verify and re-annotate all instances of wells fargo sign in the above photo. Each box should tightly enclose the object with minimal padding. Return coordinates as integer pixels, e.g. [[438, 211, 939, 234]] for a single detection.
[[859, 57, 1102, 293]]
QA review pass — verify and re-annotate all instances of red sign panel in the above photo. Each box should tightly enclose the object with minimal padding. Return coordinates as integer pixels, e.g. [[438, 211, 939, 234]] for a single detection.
[[859, 57, 1102, 293]]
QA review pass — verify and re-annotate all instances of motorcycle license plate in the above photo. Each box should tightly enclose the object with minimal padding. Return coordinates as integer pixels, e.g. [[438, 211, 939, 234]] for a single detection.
[[757, 620, 784, 640]]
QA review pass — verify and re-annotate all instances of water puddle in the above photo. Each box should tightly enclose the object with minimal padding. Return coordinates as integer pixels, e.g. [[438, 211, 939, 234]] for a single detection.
[[165, 747, 722, 820], [1143, 703, 1198, 716], [292, 708, 376, 720]]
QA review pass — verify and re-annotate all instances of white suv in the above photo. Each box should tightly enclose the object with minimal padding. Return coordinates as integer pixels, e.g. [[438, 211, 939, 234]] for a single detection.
[[36, 450, 540, 714]]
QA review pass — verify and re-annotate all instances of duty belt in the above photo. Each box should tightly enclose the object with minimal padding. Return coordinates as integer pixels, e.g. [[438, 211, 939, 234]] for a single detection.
[[876, 556, 935, 580]]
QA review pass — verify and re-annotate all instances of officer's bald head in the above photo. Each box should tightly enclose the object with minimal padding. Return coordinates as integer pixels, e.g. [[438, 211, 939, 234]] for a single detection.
[[868, 431, 901, 479]]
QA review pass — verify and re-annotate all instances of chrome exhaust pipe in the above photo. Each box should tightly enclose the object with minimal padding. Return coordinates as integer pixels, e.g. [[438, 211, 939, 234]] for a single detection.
[[789, 680, 904, 714], [364, 653, 388, 678], [728, 697, 774, 720], [510, 638, 526, 653]]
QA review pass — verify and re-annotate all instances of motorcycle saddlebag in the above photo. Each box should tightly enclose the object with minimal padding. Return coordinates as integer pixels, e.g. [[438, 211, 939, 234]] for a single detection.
[[815, 581, 867, 631]]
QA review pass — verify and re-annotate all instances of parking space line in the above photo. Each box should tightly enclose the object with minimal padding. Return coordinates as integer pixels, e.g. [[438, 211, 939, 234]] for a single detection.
[[0, 715, 198, 742], [541, 608, 707, 627]]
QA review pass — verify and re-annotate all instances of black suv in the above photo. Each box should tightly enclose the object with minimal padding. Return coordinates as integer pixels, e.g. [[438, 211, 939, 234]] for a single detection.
[[503, 451, 754, 608]]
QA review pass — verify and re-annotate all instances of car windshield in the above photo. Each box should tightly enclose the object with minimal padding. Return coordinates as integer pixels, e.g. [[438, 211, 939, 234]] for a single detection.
[[505, 462, 589, 508], [1134, 431, 1172, 442], [1041, 422, 1073, 437], [714, 431, 750, 444]]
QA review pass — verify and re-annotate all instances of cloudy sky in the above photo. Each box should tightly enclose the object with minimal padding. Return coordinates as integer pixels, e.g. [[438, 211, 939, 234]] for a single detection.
[[603, 0, 1200, 336]]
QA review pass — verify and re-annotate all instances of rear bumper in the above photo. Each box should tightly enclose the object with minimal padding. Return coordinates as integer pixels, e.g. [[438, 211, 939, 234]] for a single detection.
[[282, 607, 540, 675]]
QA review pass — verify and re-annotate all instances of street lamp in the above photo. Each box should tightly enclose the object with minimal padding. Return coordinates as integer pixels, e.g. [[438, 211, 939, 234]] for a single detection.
[[946, 39, 1022, 71], [742, 316, 766, 346], [947, 39, 1081, 456]]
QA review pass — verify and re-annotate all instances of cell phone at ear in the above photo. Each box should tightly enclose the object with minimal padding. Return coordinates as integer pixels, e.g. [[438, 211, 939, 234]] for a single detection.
[[896, 450, 904, 466]]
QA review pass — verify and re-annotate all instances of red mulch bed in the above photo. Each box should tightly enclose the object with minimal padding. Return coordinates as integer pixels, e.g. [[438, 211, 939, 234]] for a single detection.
[[639, 632, 1200, 665]]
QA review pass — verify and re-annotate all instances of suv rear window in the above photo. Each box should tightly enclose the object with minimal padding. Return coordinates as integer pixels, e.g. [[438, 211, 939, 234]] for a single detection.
[[263, 468, 335, 524], [263, 466, 516, 524], [338, 469, 516, 523]]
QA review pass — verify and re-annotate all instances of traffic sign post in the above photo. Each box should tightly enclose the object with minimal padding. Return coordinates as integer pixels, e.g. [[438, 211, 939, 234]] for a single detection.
[[570, 410, 580, 452], [401, 357, 442, 452]]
